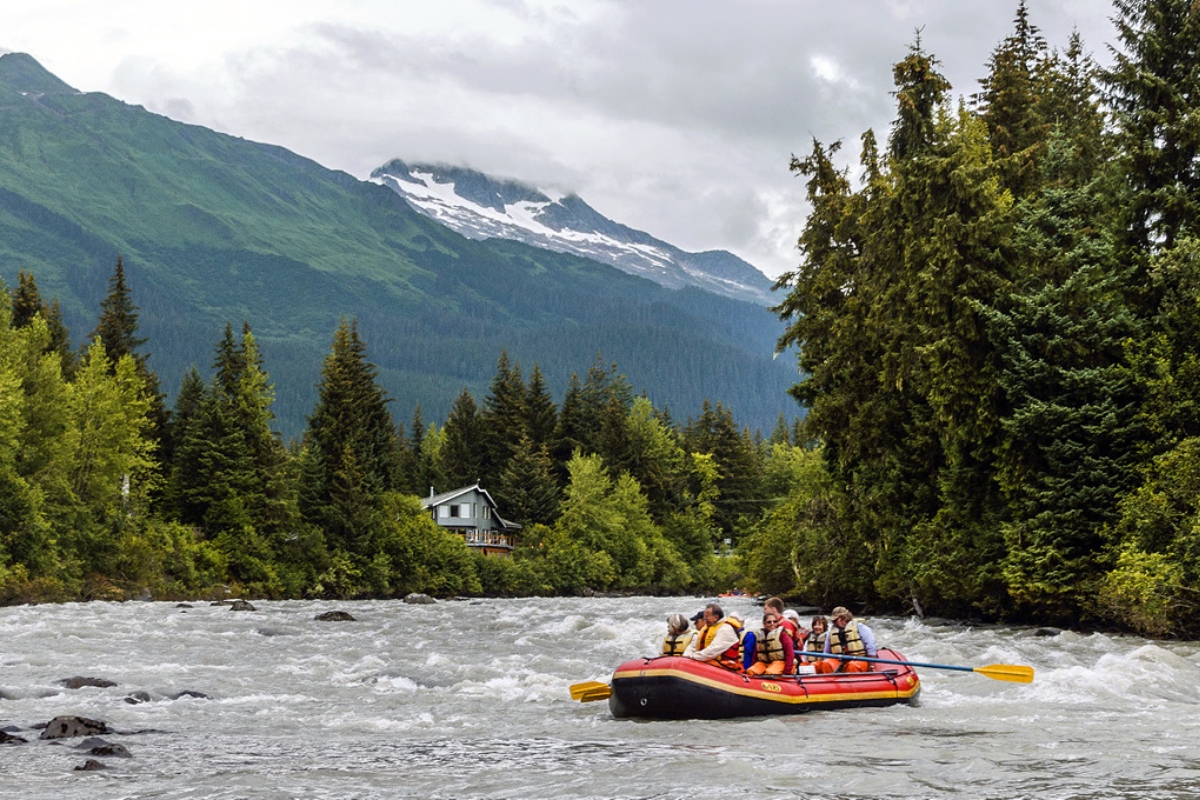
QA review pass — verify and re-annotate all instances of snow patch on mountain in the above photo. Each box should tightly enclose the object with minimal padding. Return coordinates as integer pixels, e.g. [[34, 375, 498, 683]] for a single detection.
[[370, 160, 773, 305]]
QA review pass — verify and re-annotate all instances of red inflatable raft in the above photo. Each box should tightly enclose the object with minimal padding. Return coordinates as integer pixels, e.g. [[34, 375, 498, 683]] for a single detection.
[[607, 648, 921, 720]]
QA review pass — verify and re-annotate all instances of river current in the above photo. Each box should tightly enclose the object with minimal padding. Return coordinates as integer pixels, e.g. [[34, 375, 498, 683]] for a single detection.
[[1, 596, 1197, 799]]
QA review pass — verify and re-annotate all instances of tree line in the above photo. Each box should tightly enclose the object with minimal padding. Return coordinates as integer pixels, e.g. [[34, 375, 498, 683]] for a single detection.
[[764, 0, 1200, 637], [1, 259, 814, 603]]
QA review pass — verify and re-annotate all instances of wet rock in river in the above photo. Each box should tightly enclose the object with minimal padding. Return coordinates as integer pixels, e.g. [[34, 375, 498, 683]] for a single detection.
[[89, 742, 132, 758], [58, 676, 117, 690], [403, 593, 435, 605], [230, 599, 256, 611], [75, 758, 107, 771], [169, 690, 212, 700], [0, 729, 27, 744], [40, 716, 110, 740], [315, 610, 356, 621], [123, 691, 152, 704]]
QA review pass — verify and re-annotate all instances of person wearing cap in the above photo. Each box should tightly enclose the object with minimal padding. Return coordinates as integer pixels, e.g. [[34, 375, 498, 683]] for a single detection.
[[815, 606, 877, 674], [682, 603, 744, 669], [662, 613, 694, 656]]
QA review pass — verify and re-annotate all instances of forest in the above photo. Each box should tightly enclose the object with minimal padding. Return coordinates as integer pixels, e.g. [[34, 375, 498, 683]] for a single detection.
[[1, 0, 1197, 639], [766, 0, 1200, 638], [0, 256, 797, 608]]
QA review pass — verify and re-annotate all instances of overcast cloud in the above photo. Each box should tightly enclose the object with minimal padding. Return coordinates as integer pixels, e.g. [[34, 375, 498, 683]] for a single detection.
[[1, 1, 1117, 279]]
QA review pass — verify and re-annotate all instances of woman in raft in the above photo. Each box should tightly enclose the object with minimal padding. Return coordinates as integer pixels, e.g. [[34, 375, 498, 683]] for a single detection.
[[745, 611, 795, 675]]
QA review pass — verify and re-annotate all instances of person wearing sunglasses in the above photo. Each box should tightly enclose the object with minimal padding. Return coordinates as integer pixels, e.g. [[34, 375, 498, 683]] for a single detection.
[[745, 612, 795, 675]]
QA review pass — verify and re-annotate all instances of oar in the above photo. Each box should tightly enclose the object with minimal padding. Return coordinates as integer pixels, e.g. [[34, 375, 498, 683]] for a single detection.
[[569, 681, 612, 702], [812, 653, 1034, 683]]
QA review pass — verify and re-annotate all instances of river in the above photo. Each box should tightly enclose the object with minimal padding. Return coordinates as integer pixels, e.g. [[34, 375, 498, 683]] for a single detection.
[[1, 596, 1197, 799]]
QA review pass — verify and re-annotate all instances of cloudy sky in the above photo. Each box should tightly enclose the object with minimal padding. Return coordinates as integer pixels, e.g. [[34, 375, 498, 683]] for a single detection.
[[1, 1, 1117, 279]]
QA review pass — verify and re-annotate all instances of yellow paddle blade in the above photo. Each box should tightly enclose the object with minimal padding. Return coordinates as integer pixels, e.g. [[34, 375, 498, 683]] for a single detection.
[[578, 686, 612, 702], [569, 681, 610, 700], [974, 663, 1035, 683]]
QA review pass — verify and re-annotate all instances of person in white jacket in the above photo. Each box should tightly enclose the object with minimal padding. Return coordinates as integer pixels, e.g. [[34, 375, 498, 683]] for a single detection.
[[682, 604, 743, 665]]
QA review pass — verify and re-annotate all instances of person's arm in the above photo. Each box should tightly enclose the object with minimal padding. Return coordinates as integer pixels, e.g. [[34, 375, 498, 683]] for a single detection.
[[859, 623, 878, 657], [682, 633, 698, 658], [781, 630, 795, 673]]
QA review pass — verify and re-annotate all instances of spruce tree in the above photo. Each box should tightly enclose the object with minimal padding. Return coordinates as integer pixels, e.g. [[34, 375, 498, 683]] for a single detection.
[[87, 257, 168, 465], [974, 0, 1050, 197], [300, 319, 397, 553], [984, 130, 1144, 618], [481, 351, 527, 479], [440, 387, 485, 489], [496, 432, 560, 526], [526, 362, 558, 450], [89, 257, 148, 366], [1104, 0, 1200, 254], [11, 268, 44, 329]]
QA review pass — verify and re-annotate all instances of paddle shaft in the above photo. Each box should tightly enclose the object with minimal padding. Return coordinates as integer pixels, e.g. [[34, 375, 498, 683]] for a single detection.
[[810, 652, 973, 672]]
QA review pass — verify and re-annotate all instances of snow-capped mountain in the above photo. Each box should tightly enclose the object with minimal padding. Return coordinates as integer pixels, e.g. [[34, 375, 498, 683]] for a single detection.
[[370, 160, 774, 305]]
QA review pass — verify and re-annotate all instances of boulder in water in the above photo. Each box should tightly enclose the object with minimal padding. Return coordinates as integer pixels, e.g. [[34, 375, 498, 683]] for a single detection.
[[230, 599, 256, 611], [40, 716, 110, 740], [0, 730, 27, 744], [75, 758, 107, 771], [58, 677, 117, 690], [315, 610, 356, 621], [123, 691, 152, 704], [169, 690, 212, 700], [403, 593, 435, 605], [89, 742, 132, 758]]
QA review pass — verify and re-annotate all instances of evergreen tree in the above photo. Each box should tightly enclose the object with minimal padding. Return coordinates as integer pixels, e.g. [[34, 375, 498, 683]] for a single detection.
[[89, 257, 148, 366], [983, 131, 1145, 618], [481, 351, 527, 479], [86, 257, 168, 469], [439, 388, 485, 489], [496, 432, 560, 526], [974, 0, 1050, 197], [1104, 0, 1200, 254], [44, 299, 76, 380], [553, 372, 587, 474], [299, 319, 397, 553], [11, 269, 44, 329], [683, 401, 762, 538], [526, 363, 558, 450], [163, 366, 206, 517]]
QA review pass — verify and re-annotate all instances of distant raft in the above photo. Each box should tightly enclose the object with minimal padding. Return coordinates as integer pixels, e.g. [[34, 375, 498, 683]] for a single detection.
[[607, 649, 920, 720]]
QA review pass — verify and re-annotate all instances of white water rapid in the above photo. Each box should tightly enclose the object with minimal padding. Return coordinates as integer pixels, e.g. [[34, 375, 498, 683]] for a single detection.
[[1, 596, 1197, 799]]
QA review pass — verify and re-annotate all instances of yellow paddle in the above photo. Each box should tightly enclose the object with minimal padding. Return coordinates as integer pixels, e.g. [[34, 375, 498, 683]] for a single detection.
[[569, 681, 612, 701], [817, 653, 1035, 683]]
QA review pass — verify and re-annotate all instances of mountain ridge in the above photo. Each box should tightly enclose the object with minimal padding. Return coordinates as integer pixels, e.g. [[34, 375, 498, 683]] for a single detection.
[[372, 159, 774, 305], [0, 53, 797, 435]]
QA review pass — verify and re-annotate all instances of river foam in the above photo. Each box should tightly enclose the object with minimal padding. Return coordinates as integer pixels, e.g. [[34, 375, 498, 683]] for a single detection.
[[1, 596, 1198, 799]]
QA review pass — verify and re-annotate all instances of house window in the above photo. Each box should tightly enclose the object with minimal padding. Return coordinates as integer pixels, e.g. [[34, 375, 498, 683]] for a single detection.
[[483, 507, 490, 520]]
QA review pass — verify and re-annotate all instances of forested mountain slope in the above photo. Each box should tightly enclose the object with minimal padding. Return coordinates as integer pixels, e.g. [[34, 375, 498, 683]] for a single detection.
[[0, 53, 795, 434]]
